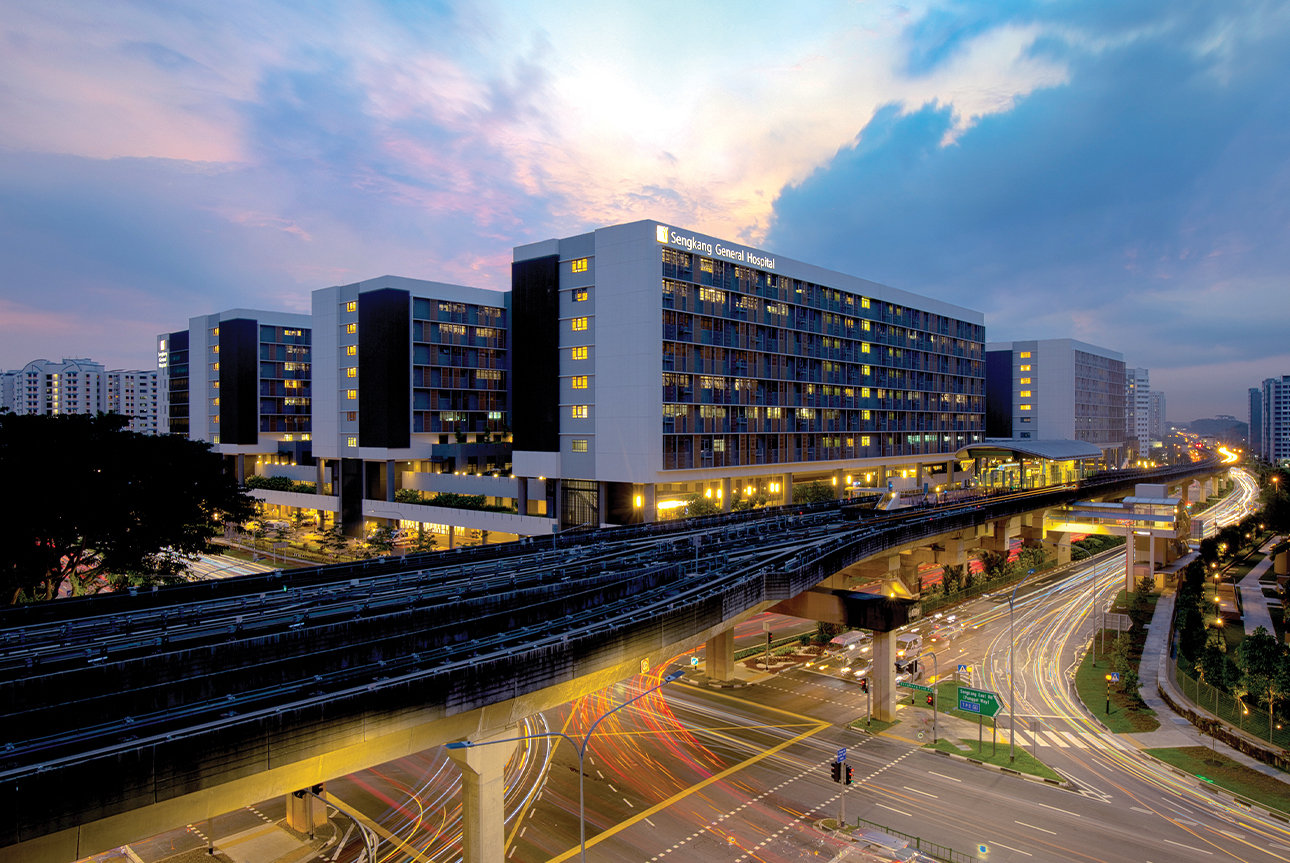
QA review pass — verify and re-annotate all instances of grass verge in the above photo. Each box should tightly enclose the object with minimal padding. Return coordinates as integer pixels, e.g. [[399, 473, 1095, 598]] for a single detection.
[[851, 717, 898, 735], [924, 738, 1062, 782], [1145, 746, 1290, 813], [1074, 634, 1159, 732]]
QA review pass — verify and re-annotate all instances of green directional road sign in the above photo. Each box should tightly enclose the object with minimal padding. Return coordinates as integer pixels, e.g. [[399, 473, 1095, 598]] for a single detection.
[[958, 686, 1002, 718], [898, 681, 933, 693]]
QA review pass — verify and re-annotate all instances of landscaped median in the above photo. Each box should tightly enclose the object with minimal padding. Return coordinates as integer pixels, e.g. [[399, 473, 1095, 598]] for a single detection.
[[1074, 588, 1160, 732], [924, 738, 1063, 782]]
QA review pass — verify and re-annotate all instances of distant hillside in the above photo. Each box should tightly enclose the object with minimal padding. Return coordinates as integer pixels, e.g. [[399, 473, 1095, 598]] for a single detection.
[[1190, 417, 1248, 441]]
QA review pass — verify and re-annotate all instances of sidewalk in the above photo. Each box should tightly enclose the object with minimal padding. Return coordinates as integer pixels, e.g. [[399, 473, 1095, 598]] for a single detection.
[[1131, 590, 1290, 782], [1237, 536, 1282, 637]]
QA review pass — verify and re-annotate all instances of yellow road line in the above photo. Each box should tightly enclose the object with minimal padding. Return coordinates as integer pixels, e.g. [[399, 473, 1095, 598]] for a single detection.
[[326, 792, 435, 863], [543, 721, 830, 863]]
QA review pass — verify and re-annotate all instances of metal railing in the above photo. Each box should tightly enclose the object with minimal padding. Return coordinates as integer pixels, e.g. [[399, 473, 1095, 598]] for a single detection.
[[852, 818, 982, 863]]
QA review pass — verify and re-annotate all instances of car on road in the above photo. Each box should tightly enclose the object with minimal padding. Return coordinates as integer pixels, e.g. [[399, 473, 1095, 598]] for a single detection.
[[853, 829, 937, 862]]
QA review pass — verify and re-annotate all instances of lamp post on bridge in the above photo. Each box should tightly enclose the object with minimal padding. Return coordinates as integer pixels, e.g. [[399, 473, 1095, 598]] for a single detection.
[[446, 668, 685, 862]]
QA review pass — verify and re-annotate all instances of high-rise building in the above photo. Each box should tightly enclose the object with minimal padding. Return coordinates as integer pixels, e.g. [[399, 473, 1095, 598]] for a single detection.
[[985, 339, 1126, 463], [0, 358, 106, 416], [1260, 376, 1290, 465], [1126, 367, 1151, 450], [1149, 391, 1166, 440], [105, 369, 160, 434], [511, 220, 986, 527], [160, 310, 313, 480], [1249, 387, 1263, 454]]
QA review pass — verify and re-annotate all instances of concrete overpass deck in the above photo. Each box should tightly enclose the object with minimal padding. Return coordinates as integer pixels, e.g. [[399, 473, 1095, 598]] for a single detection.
[[0, 458, 1225, 862]]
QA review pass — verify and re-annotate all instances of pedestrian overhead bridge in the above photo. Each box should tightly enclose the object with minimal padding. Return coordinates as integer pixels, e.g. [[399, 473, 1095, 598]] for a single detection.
[[0, 458, 1227, 863]]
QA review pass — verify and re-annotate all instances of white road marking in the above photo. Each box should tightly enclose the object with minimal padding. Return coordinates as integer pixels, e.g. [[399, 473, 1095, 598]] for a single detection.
[[1162, 839, 1211, 854], [989, 840, 1033, 857], [875, 803, 912, 817], [903, 786, 938, 798], [927, 770, 961, 782], [1031, 801, 1080, 817], [1015, 821, 1056, 835], [644, 817, 656, 827]]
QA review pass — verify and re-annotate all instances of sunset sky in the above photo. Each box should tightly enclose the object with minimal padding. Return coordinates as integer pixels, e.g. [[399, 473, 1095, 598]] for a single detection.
[[2, 0, 1287, 421]]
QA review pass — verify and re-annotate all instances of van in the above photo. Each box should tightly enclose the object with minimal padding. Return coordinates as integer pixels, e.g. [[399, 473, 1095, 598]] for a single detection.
[[854, 830, 936, 863], [828, 630, 870, 652], [895, 632, 922, 658]]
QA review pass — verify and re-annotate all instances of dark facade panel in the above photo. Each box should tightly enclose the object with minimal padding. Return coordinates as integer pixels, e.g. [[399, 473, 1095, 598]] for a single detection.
[[340, 457, 363, 535], [219, 318, 259, 445], [359, 288, 411, 449], [985, 350, 1013, 439], [511, 255, 560, 452]]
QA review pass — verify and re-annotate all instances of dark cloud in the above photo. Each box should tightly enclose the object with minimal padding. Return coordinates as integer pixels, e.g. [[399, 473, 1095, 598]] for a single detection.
[[768, 1, 1290, 418]]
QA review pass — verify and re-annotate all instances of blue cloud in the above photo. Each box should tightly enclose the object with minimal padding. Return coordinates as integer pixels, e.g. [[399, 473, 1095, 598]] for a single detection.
[[767, 0, 1290, 417]]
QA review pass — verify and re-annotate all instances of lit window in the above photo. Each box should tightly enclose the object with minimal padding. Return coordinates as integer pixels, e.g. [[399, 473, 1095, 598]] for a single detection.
[[346, 411, 356, 421], [572, 376, 588, 389], [571, 405, 588, 418], [861, 387, 871, 398], [213, 362, 219, 371], [861, 436, 871, 446], [347, 436, 357, 447], [347, 323, 357, 335], [862, 410, 871, 420], [571, 346, 588, 360], [1020, 364, 1032, 372], [347, 389, 357, 400], [1019, 351, 1031, 358], [861, 297, 871, 309], [347, 345, 357, 356], [862, 365, 871, 376], [346, 367, 357, 378], [862, 320, 871, 331], [571, 439, 588, 452], [574, 289, 588, 302], [213, 414, 220, 424], [861, 343, 871, 353], [213, 345, 219, 354], [571, 258, 588, 273], [1020, 405, 1033, 411], [213, 397, 220, 406], [1020, 391, 1032, 398], [346, 301, 357, 312], [1020, 377, 1031, 384], [570, 317, 589, 331]]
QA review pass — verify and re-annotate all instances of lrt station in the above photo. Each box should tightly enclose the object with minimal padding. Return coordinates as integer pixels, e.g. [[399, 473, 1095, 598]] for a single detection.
[[2, 223, 1230, 863]]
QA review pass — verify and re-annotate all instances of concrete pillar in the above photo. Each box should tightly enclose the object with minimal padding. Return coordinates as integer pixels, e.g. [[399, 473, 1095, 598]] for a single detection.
[[832, 469, 844, 497], [871, 629, 899, 722], [445, 729, 519, 863], [915, 462, 925, 492], [598, 481, 608, 525], [705, 628, 735, 682], [517, 477, 528, 517], [877, 464, 887, 490], [643, 483, 656, 524], [898, 552, 922, 596], [316, 458, 326, 495], [448, 527, 456, 550], [1124, 528, 1135, 594], [783, 472, 794, 505], [386, 460, 396, 502], [285, 784, 327, 834], [236, 453, 246, 485], [1045, 530, 1071, 566], [720, 477, 732, 513]]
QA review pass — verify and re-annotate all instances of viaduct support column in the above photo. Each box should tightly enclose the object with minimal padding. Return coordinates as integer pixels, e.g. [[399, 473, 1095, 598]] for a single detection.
[[286, 784, 327, 835], [446, 729, 519, 863], [783, 473, 794, 506], [706, 628, 735, 682], [871, 630, 898, 722], [720, 477, 732, 513], [642, 483, 656, 524], [1045, 530, 1071, 566]]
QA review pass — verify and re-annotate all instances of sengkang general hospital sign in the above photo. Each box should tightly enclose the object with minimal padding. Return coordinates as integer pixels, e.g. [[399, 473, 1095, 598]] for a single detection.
[[657, 225, 776, 270]]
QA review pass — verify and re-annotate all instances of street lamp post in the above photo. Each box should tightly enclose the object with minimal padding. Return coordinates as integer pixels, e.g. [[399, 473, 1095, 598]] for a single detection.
[[446, 669, 684, 862], [1008, 584, 1019, 762]]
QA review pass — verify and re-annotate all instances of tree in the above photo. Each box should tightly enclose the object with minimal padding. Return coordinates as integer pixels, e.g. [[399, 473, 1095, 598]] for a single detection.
[[410, 531, 439, 554], [1236, 625, 1282, 715], [975, 549, 1011, 582], [941, 563, 966, 595], [792, 481, 837, 504], [366, 525, 397, 555], [683, 493, 721, 518], [1, 412, 256, 603], [1198, 643, 1232, 691]]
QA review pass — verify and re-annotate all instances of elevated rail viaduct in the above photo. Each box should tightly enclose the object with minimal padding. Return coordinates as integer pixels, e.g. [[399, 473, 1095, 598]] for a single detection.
[[0, 458, 1225, 863]]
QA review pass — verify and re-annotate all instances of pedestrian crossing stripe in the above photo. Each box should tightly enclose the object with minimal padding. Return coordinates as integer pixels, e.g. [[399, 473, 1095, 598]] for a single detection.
[[993, 729, 1132, 750]]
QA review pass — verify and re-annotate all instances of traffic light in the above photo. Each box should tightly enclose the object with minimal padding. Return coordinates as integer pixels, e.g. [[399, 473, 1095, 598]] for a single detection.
[[844, 764, 853, 785], [831, 762, 842, 783], [926, 694, 935, 706]]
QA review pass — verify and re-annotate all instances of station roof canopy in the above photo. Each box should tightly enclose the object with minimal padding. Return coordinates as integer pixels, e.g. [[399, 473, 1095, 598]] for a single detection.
[[955, 439, 1105, 461]]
